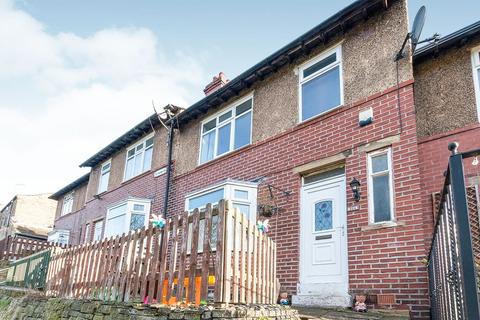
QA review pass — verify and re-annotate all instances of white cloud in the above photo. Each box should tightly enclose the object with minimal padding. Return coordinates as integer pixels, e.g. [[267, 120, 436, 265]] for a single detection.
[[0, 0, 207, 203]]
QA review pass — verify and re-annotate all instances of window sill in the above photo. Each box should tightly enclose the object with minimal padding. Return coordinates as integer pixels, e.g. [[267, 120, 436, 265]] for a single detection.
[[361, 220, 405, 232]]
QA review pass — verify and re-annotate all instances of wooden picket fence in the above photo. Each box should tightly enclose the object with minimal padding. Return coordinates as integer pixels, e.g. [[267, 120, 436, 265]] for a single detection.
[[0, 235, 67, 262], [45, 200, 277, 305]]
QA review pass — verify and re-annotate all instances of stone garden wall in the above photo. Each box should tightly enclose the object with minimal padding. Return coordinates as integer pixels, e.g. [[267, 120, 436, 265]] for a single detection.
[[0, 288, 299, 320]]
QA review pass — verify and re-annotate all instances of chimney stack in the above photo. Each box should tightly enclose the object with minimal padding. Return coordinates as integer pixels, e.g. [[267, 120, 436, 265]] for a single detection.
[[203, 72, 229, 96]]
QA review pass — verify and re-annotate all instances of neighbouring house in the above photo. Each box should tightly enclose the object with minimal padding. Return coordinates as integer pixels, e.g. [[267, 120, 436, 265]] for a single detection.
[[0, 193, 57, 241], [47, 1, 480, 318], [414, 21, 480, 230]]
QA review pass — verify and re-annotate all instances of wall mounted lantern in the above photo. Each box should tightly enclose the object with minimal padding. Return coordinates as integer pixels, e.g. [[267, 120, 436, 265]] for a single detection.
[[349, 178, 361, 202]]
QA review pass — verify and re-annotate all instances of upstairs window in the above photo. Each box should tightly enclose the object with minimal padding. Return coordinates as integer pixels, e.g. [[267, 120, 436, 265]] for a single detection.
[[367, 148, 394, 223], [98, 160, 111, 193], [199, 96, 253, 164], [104, 199, 151, 238], [299, 45, 343, 121], [61, 192, 74, 216], [472, 49, 480, 120], [124, 135, 154, 181], [84, 223, 91, 243]]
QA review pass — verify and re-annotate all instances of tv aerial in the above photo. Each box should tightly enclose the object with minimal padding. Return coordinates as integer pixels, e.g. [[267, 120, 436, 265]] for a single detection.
[[395, 6, 439, 61]]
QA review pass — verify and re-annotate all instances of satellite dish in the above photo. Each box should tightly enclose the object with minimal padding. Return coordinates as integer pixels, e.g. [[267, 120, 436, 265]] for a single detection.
[[410, 6, 426, 52], [395, 6, 427, 60]]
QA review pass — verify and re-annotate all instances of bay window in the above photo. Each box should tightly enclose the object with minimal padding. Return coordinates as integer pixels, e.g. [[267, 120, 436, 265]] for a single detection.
[[299, 45, 343, 121], [98, 160, 111, 193], [199, 96, 253, 164], [185, 180, 258, 252], [367, 148, 394, 223], [104, 199, 151, 238], [124, 135, 154, 181]]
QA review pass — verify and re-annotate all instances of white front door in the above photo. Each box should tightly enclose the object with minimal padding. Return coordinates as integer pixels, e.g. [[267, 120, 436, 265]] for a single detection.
[[296, 173, 349, 306]]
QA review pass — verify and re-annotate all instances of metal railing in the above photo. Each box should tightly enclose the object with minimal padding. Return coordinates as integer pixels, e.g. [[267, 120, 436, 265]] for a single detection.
[[428, 142, 480, 319]]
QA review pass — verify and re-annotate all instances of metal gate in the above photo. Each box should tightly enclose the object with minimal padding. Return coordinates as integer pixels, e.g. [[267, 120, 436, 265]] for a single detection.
[[1, 249, 51, 290], [428, 142, 480, 319]]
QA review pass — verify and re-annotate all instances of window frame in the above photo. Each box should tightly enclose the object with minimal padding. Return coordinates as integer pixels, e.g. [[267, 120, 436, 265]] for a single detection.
[[61, 192, 74, 216], [123, 133, 154, 182], [367, 148, 395, 224], [104, 198, 151, 238], [198, 94, 254, 165], [472, 47, 480, 121], [298, 44, 344, 123], [98, 159, 111, 194], [92, 219, 104, 242]]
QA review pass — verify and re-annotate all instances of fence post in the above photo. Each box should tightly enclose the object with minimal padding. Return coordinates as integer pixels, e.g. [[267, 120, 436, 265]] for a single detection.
[[448, 142, 480, 317]]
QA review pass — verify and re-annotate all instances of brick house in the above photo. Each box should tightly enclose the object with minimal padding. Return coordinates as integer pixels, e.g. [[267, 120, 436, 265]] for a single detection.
[[0, 193, 57, 241], [414, 21, 480, 233], [48, 1, 480, 318]]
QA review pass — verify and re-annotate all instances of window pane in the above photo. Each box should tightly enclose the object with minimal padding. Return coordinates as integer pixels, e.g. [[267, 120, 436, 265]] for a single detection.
[[133, 204, 145, 211], [303, 53, 337, 78], [236, 99, 252, 115], [234, 111, 251, 149], [301, 65, 341, 121], [217, 123, 231, 155], [143, 146, 153, 171], [93, 221, 103, 241], [130, 214, 145, 230], [128, 149, 135, 157], [315, 200, 333, 231], [109, 203, 127, 218], [134, 154, 143, 175], [234, 189, 249, 200], [105, 214, 125, 238], [125, 158, 134, 179], [200, 131, 215, 163], [145, 137, 154, 147], [203, 119, 216, 132], [219, 110, 232, 123], [233, 203, 250, 219], [84, 224, 91, 243], [99, 172, 109, 193], [189, 189, 224, 211], [102, 163, 110, 172], [372, 154, 388, 173], [373, 175, 391, 222]]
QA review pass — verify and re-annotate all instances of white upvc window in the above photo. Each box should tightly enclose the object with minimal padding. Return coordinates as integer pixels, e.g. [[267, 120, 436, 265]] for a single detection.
[[98, 160, 111, 193], [298, 44, 343, 122], [47, 229, 70, 245], [472, 48, 480, 121], [185, 180, 258, 253], [61, 192, 74, 216], [199, 95, 253, 164], [124, 134, 154, 181], [84, 223, 91, 243], [93, 220, 103, 241], [367, 148, 395, 223], [104, 198, 151, 238]]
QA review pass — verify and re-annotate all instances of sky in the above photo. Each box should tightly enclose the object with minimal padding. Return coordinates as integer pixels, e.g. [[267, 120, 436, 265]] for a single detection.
[[0, 0, 479, 205]]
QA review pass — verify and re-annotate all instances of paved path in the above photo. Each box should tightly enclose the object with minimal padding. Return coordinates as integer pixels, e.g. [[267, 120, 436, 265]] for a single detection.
[[293, 307, 410, 320]]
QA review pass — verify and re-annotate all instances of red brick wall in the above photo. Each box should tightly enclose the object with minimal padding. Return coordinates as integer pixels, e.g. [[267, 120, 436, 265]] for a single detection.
[[418, 123, 480, 246], [55, 81, 430, 318], [162, 81, 429, 317]]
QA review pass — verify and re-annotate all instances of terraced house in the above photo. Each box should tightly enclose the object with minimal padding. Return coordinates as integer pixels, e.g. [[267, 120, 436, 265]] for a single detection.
[[47, 0, 480, 318]]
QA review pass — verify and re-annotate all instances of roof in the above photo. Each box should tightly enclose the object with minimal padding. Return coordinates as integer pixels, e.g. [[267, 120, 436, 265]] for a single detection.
[[80, 113, 160, 167], [173, 0, 397, 126], [50, 173, 90, 200], [414, 20, 480, 63], [79, 0, 395, 168]]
